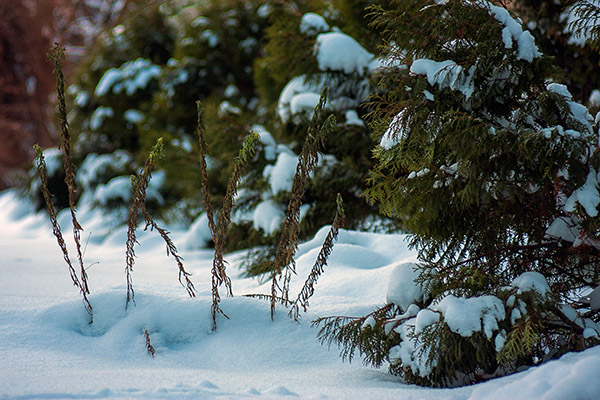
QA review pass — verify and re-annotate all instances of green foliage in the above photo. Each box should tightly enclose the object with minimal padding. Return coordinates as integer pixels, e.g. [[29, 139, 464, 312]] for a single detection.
[[512, 0, 600, 103], [319, 0, 600, 387], [248, 0, 386, 258], [314, 304, 399, 367]]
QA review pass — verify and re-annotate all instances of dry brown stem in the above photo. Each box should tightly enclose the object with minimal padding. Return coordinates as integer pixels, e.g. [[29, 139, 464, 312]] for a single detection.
[[290, 194, 345, 321], [34, 145, 93, 320], [270, 87, 335, 319], [48, 43, 89, 296], [144, 329, 156, 357], [125, 139, 164, 308]]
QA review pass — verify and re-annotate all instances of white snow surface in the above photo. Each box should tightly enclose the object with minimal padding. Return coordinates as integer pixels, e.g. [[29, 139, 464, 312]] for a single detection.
[[1, 188, 599, 399]]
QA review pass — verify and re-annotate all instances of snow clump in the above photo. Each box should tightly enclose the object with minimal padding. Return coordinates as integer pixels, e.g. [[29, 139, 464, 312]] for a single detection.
[[299, 13, 329, 36], [313, 32, 374, 75], [95, 58, 161, 97], [386, 262, 428, 310]]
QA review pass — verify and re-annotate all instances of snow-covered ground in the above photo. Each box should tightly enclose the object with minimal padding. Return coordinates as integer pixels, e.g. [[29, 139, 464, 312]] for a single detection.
[[1, 189, 599, 399]]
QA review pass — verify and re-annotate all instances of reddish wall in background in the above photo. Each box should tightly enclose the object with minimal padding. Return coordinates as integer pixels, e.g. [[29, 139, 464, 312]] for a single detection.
[[0, 0, 58, 189]]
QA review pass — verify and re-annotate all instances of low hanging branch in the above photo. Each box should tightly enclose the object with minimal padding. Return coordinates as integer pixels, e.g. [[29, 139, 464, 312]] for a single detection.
[[48, 43, 90, 298], [34, 146, 93, 320], [270, 87, 336, 319], [290, 194, 345, 321]]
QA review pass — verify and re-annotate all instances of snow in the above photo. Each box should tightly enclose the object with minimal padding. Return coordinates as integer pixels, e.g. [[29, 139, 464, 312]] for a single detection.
[[510, 272, 551, 296], [434, 295, 505, 339], [1, 188, 599, 399], [547, 83, 594, 131], [124, 109, 145, 123], [90, 106, 114, 130], [289, 92, 322, 119], [380, 109, 410, 150], [345, 109, 365, 126], [299, 13, 329, 36], [313, 32, 374, 75], [410, 59, 475, 99], [201, 30, 219, 48], [564, 168, 600, 217], [252, 124, 277, 161], [277, 75, 325, 122], [181, 212, 213, 250], [386, 262, 426, 310], [74, 90, 90, 107], [78, 151, 132, 189], [545, 216, 580, 243], [217, 100, 242, 117], [95, 58, 161, 97], [252, 200, 285, 235], [415, 309, 440, 334], [590, 90, 600, 107], [40, 147, 63, 176], [484, 1, 540, 62], [92, 175, 133, 205], [469, 345, 600, 400], [263, 151, 298, 194]]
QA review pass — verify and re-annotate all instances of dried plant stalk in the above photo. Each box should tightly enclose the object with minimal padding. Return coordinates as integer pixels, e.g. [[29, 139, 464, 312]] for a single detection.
[[140, 203, 196, 298], [210, 132, 260, 330], [34, 145, 93, 319], [47, 43, 89, 296], [196, 101, 218, 241], [290, 194, 345, 321], [195, 101, 260, 330], [125, 138, 164, 308], [144, 329, 156, 357], [270, 87, 335, 319]]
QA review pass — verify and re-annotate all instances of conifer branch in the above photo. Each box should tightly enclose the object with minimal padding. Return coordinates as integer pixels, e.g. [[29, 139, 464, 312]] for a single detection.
[[34, 145, 93, 320], [290, 194, 345, 321], [48, 43, 89, 297], [312, 304, 397, 365], [270, 87, 335, 319], [125, 138, 164, 308]]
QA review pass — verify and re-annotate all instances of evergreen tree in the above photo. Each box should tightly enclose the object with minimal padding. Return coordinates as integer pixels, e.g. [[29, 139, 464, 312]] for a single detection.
[[510, 0, 600, 104], [318, 0, 600, 387], [243, 0, 390, 266]]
